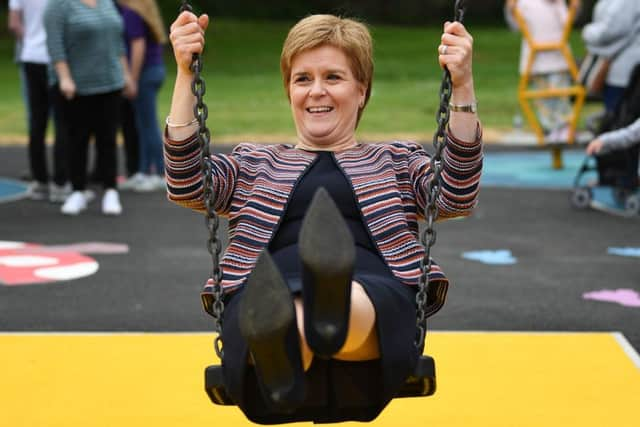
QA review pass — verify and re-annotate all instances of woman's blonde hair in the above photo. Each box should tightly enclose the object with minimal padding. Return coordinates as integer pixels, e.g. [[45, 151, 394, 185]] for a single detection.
[[117, 0, 167, 44], [280, 15, 374, 124]]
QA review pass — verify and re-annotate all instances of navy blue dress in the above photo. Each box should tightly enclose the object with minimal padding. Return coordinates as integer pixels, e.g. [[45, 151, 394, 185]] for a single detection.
[[220, 151, 421, 424]]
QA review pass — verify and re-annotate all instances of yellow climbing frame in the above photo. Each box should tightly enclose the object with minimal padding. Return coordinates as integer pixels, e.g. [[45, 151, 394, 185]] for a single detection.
[[508, 0, 586, 168]]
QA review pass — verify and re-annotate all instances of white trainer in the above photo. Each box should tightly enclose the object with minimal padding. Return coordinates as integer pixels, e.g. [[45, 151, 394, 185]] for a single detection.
[[152, 175, 167, 191], [61, 191, 88, 215], [49, 182, 72, 203], [28, 181, 49, 201], [119, 172, 147, 191], [133, 175, 157, 192], [102, 189, 122, 215]]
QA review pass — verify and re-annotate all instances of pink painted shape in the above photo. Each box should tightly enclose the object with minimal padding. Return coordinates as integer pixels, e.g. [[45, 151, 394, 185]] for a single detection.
[[583, 289, 640, 308], [35, 242, 129, 254], [0, 244, 98, 285]]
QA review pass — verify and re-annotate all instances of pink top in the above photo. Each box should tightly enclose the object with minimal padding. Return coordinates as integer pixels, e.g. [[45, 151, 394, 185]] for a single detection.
[[506, 0, 572, 75]]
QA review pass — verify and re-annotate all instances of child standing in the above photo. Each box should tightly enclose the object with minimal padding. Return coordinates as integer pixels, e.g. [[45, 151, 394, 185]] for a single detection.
[[505, 0, 580, 142]]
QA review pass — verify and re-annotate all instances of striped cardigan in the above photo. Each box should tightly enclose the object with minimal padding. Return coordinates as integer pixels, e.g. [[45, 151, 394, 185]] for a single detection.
[[164, 128, 483, 317]]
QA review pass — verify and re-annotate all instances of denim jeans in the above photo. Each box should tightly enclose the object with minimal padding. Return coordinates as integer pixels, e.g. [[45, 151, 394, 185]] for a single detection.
[[133, 63, 166, 174]]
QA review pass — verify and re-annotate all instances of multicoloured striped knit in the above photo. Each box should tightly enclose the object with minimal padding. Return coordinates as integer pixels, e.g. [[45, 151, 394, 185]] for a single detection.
[[164, 128, 482, 316]]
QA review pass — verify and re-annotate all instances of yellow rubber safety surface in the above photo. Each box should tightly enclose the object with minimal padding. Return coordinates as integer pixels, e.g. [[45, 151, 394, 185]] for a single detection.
[[1, 332, 639, 426]]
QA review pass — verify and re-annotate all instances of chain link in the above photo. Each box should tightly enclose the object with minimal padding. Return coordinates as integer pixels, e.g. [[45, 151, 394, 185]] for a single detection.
[[415, 0, 467, 349], [180, 1, 225, 360]]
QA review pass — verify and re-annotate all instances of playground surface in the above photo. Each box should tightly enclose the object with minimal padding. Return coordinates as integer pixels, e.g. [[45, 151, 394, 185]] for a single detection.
[[1, 142, 638, 426]]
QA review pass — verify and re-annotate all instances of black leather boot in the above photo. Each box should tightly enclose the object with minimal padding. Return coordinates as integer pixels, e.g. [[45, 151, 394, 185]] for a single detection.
[[238, 251, 305, 413], [299, 187, 356, 359]]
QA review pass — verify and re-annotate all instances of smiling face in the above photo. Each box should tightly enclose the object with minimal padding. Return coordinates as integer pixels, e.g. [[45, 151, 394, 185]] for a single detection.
[[289, 45, 366, 150]]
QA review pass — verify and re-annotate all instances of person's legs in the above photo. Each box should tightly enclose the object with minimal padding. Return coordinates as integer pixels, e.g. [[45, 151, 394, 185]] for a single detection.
[[24, 63, 50, 186], [134, 64, 166, 176], [92, 91, 122, 215], [50, 84, 70, 204], [61, 95, 92, 215], [293, 299, 314, 371], [93, 91, 120, 190], [120, 97, 139, 177], [65, 95, 91, 191], [333, 281, 379, 359], [294, 280, 378, 365]]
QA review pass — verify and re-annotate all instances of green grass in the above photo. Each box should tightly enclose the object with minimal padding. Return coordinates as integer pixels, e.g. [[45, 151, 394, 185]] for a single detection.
[[1, 19, 591, 142]]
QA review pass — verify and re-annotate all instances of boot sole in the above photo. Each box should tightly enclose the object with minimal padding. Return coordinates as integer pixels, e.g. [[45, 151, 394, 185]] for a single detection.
[[299, 187, 355, 358], [238, 251, 304, 412]]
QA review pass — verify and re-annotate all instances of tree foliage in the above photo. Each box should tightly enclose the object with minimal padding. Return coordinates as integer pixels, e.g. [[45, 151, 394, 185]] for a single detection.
[[162, 0, 597, 26]]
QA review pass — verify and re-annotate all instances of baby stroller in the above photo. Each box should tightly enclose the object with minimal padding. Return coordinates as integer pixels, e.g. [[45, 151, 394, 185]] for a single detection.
[[571, 64, 640, 216], [571, 146, 640, 215]]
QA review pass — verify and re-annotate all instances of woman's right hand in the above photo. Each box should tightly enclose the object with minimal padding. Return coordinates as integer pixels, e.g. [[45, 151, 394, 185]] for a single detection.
[[169, 11, 209, 74], [59, 77, 76, 100]]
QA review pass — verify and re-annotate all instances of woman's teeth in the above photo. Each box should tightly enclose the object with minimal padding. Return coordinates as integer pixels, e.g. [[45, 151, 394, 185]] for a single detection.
[[307, 106, 333, 113]]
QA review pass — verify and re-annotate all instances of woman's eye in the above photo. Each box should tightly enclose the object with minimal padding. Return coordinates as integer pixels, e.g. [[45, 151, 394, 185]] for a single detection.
[[327, 74, 341, 80], [294, 76, 310, 83]]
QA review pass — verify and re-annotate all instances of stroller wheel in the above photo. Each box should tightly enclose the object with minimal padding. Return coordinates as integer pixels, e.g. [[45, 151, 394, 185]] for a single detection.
[[571, 187, 591, 209], [624, 195, 640, 215]]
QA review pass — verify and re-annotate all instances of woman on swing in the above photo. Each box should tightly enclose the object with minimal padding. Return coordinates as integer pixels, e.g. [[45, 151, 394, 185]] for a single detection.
[[165, 10, 482, 423]]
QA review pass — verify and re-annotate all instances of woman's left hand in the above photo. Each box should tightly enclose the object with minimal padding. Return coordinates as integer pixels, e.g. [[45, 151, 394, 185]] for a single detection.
[[438, 21, 474, 91], [123, 75, 138, 99]]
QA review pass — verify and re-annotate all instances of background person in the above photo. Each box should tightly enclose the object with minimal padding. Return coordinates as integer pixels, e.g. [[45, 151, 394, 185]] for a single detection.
[[116, 0, 167, 192], [44, 0, 133, 215], [164, 11, 482, 422], [505, 0, 580, 142], [586, 117, 640, 156], [8, 0, 69, 202], [582, 0, 640, 117]]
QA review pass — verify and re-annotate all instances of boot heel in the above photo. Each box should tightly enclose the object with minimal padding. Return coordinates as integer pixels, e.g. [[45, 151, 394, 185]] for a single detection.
[[239, 251, 305, 412], [299, 187, 355, 358]]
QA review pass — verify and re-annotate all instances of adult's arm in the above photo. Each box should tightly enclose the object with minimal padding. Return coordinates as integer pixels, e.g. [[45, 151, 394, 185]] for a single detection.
[[166, 11, 209, 141], [582, 0, 630, 49], [119, 55, 135, 98], [163, 11, 243, 214], [129, 38, 145, 85], [503, 0, 519, 33], [43, 0, 77, 99], [438, 21, 480, 143], [53, 61, 76, 99], [598, 117, 640, 153], [8, 9, 23, 39]]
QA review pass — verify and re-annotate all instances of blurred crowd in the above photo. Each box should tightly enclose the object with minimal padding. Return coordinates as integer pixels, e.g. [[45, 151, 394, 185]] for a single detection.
[[7, 0, 167, 216]]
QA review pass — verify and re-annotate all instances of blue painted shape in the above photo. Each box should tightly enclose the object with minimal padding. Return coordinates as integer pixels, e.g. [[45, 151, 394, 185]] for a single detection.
[[0, 178, 28, 203], [481, 151, 586, 189], [462, 249, 517, 265], [608, 247, 640, 258]]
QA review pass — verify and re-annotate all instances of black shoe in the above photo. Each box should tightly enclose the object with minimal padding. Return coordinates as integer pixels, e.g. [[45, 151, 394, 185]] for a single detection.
[[238, 251, 305, 413], [299, 187, 355, 359]]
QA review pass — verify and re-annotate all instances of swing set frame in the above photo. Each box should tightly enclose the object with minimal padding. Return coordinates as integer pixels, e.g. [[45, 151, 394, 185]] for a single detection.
[[507, 0, 586, 169]]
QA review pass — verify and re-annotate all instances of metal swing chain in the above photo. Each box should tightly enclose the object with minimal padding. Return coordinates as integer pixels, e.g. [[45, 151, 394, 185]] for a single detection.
[[179, 1, 225, 359], [415, 0, 467, 349]]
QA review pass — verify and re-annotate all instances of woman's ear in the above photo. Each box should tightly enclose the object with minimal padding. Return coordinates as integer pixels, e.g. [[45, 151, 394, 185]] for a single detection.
[[359, 83, 367, 108]]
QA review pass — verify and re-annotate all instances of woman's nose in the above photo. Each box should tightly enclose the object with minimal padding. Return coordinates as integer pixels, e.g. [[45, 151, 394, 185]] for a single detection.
[[309, 80, 326, 97]]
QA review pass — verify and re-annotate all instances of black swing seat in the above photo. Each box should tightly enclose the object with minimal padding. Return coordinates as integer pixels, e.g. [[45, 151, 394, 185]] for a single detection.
[[204, 354, 436, 406]]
